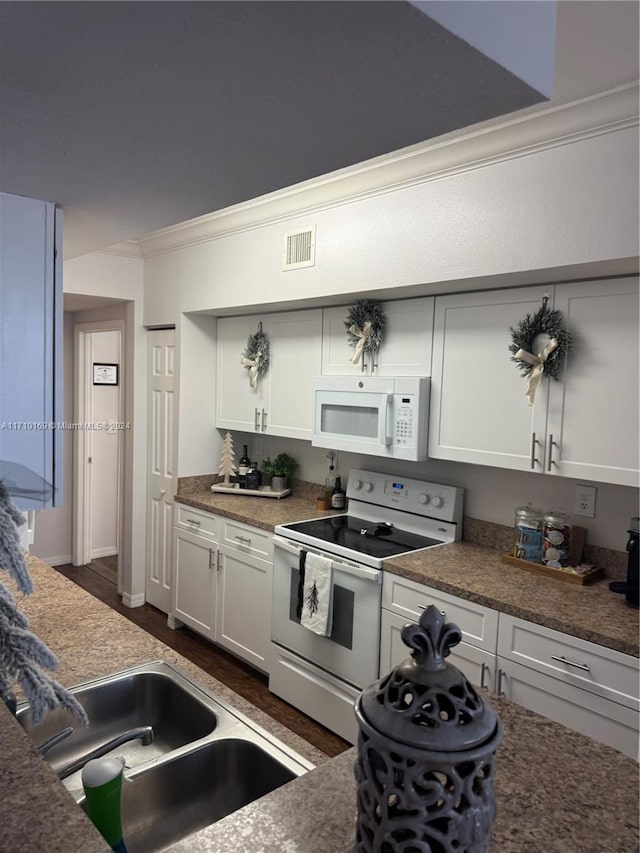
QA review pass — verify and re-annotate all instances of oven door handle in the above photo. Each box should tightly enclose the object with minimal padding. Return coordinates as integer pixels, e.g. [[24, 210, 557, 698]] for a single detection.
[[272, 536, 382, 583]]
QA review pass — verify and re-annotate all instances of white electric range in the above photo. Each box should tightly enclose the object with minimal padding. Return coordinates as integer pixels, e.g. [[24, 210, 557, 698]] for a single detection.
[[269, 468, 464, 743]]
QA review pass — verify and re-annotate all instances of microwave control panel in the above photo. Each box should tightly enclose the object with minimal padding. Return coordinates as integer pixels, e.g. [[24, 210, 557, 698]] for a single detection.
[[393, 395, 415, 446]]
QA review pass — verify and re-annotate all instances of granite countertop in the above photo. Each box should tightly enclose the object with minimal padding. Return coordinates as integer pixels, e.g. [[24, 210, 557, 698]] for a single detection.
[[176, 488, 639, 658], [2, 556, 638, 853]]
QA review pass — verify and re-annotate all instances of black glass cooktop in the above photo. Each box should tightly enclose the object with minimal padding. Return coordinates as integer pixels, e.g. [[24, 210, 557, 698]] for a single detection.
[[283, 515, 444, 560]]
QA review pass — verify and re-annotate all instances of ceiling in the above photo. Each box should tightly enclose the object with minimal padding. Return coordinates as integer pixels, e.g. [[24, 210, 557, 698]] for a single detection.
[[1, 1, 638, 260]]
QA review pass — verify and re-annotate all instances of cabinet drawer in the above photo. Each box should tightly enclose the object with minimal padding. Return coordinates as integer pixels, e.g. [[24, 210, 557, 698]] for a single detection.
[[382, 573, 498, 653], [498, 614, 639, 712], [222, 519, 273, 561], [497, 656, 639, 760], [175, 505, 219, 541]]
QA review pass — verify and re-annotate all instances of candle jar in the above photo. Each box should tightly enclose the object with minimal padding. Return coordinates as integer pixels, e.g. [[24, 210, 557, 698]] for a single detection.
[[513, 505, 544, 563], [542, 511, 571, 567]]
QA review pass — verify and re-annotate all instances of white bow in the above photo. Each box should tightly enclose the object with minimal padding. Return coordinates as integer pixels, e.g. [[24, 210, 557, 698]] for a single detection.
[[515, 338, 558, 406], [241, 351, 262, 389], [349, 321, 372, 364]]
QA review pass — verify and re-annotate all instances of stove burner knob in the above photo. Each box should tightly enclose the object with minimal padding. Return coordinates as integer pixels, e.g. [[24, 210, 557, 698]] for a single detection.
[[419, 493, 430, 505], [352, 479, 362, 490], [363, 482, 374, 493], [432, 496, 444, 508]]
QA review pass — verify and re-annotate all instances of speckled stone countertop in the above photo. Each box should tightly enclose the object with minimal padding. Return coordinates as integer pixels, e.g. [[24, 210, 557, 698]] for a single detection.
[[3, 557, 638, 853], [175, 489, 639, 658], [174, 698, 640, 853]]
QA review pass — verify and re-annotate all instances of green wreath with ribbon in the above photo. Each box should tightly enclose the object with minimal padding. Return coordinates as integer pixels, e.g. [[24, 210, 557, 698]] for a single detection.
[[344, 299, 385, 367], [241, 321, 270, 389], [508, 297, 571, 405]]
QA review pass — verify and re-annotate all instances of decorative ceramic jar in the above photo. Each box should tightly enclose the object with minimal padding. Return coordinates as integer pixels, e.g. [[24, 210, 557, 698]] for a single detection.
[[354, 605, 502, 852]]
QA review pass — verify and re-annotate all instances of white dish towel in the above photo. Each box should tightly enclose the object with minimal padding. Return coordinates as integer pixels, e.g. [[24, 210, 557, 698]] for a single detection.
[[300, 551, 334, 636]]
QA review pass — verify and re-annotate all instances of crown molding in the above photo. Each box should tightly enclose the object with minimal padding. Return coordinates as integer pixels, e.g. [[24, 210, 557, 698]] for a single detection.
[[97, 240, 143, 259], [138, 83, 639, 259]]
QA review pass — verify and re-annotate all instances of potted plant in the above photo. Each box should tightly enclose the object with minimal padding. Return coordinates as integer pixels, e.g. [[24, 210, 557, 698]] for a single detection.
[[270, 452, 298, 492]]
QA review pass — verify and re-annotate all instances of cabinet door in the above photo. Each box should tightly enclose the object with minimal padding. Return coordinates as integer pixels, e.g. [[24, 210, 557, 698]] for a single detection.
[[429, 286, 550, 471], [546, 278, 639, 486], [321, 298, 434, 376], [497, 656, 639, 760], [217, 544, 272, 673], [215, 315, 265, 432], [172, 529, 217, 640], [264, 309, 322, 439], [0, 192, 62, 509], [381, 608, 496, 691]]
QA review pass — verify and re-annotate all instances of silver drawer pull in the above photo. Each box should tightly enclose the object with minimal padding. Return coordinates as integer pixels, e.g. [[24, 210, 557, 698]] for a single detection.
[[418, 606, 446, 618], [497, 668, 506, 696], [186, 518, 201, 526], [551, 655, 591, 672], [480, 662, 488, 690], [235, 535, 252, 544]]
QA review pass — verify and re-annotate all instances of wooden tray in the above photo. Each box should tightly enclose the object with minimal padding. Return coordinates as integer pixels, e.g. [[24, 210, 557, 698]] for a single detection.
[[501, 554, 603, 586], [210, 483, 291, 499]]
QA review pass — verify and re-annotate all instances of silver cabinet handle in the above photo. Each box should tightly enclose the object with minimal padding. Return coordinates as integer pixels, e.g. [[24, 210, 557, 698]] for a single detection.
[[186, 518, 201, 526], [418, 606, 446, 618], [530, 432, 539, 470], [261, 409, 267, 432], [551, 655, 590, 672], [480, 662, 488, 690], [235, 535, 251, 544], [497, 668, 506, 696], [254, 408, 260, 431], [217, 551, 222, 572], [547, 433, 556, 471], [208, 548, 214, 570]]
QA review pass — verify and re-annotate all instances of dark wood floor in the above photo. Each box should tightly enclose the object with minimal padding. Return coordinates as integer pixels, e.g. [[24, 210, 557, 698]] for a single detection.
[[54, 562, 350, 758]]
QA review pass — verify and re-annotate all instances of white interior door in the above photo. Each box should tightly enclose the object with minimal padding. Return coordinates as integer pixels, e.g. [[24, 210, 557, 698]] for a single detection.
[[145, 328, 176, 613]]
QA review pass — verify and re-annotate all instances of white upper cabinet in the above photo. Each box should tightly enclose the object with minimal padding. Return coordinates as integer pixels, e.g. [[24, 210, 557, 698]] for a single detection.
[[0, 192, 62, 509], [429, 286, 550, 472], [545, 278, 639, 487], [216, 309, 322, 439], [429, 279, 640, 488], [321, 297, 434, 377]]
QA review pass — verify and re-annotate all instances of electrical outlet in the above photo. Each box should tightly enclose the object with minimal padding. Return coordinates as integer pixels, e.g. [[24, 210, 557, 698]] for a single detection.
[[574, 484, 597, 518]]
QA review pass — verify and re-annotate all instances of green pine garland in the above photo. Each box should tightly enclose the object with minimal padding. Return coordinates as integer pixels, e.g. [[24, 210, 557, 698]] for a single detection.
[[242, 322, 270, 377], [344, 300, 385, 353], [509, 302, 571, 380]]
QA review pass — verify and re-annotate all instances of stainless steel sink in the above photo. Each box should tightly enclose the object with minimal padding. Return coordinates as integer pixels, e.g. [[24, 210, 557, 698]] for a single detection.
[[81, 738, 300, 853], [18, 660, 314, 848]]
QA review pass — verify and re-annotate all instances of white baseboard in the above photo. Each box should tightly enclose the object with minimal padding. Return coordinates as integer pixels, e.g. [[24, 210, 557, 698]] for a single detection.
[[90, 547, 118, 559], [39, 554, 72, 567], [122, 592, 145, 608]]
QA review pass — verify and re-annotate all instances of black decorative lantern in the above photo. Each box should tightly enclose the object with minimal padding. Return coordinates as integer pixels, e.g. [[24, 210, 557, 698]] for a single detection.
[[354, 605, 503, 852]]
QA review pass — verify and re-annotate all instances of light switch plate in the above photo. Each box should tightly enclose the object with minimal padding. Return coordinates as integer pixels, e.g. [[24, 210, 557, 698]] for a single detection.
[[574, 484, 597, 518]]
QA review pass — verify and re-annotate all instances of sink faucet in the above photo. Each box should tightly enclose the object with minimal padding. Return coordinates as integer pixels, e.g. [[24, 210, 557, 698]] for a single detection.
[[56, 725, 154, 780]]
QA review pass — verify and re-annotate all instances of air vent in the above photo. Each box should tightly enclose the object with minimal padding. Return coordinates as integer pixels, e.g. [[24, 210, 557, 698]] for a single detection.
[[282, 225, 316, 270]]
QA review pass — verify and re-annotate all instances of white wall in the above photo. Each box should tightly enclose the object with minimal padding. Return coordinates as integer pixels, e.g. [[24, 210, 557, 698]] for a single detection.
[[143, 123, 638, 325], [177, 314, 218, 477]]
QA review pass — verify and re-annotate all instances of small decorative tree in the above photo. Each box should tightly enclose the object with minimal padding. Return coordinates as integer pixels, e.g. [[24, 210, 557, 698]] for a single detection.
[[218, 431, 237, 485]]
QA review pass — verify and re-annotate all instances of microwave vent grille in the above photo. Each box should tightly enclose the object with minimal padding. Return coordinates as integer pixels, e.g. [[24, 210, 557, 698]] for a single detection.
[[282, 226, 315, 270]]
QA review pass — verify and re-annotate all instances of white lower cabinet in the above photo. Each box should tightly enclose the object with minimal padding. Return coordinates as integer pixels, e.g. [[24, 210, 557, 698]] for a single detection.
[[379, 573, 640, 759], [172, 508, 272, 673], [173, 528, 218, 640], [217, 544, 271, 672], [380, 573, 499, 691]]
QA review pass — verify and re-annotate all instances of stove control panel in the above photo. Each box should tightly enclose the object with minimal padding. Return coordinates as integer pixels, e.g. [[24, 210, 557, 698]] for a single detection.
[[346, 468, 464, 527]]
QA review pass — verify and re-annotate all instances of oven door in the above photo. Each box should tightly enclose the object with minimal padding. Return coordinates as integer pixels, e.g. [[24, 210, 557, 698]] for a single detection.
[[271, 535, 381, 689]]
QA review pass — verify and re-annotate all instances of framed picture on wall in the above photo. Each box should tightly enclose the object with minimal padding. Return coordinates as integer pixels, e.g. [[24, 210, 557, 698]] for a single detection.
[[93, 363, 119, 386]]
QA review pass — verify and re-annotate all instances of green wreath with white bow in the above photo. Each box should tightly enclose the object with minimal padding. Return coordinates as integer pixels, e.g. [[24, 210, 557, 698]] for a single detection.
[[508, 298, 571, 406], [344, 300, 385, 367], [241, 321, 270, 389]]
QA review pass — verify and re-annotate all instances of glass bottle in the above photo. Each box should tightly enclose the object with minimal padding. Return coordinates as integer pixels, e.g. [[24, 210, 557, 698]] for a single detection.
[[331, 475, 346, 510], [238, 444, 250, 489]]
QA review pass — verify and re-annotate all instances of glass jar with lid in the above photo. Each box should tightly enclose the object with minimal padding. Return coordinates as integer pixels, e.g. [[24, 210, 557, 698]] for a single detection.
[[542, 510, 571, 567], [513, 505, 544, 563]]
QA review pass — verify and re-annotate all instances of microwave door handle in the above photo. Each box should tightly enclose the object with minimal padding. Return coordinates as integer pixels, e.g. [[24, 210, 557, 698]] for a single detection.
[[383, 394, 393, 445]]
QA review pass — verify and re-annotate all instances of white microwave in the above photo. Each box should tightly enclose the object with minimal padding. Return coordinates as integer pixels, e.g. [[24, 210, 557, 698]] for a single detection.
[[312, 376, 430, 461]]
